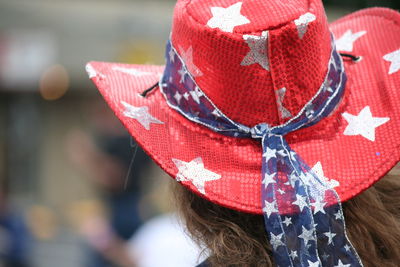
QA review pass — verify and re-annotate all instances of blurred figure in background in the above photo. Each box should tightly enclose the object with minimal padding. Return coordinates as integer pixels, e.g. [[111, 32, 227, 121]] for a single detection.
[[0, 184, 31, 267], [66, 98, 154, 267]]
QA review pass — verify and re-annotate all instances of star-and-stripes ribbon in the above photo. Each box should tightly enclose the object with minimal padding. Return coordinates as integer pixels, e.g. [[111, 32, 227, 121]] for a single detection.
[[159, 36, 364, 267]]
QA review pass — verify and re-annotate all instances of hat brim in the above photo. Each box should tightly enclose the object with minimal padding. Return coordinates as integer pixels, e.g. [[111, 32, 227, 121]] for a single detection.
[[87, 7, 400, 214]]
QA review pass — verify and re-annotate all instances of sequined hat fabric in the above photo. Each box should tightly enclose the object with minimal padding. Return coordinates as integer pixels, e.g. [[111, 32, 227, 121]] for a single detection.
[[86, 1, 400, 213]]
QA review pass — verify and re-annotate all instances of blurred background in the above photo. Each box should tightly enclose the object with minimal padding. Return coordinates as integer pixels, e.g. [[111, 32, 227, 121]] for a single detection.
[[0, 0, 399, 266]]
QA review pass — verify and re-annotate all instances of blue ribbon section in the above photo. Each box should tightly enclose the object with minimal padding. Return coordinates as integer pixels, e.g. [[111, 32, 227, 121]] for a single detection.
[[159, 37, 364, 267]]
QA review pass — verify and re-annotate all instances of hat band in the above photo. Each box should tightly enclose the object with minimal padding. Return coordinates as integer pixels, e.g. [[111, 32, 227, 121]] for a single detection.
[[160, 36, 364, 267]]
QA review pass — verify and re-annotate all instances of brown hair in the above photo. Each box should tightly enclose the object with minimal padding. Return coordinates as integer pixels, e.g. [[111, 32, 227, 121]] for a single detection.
[[172, 173, 400, 267]]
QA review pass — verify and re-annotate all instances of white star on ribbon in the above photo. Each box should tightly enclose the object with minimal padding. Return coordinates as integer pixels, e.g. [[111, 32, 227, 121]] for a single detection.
[[121, 101, 164, 130], [212, 109, 222, 118], [288, 150, 297, 160], [276, 149, 287, 157], [342, 106, 390, 142], [294, 12, 316, 39], [262, 172, 276, 188], [183, 92, 190, 100], [323, 230, 336, 245], [335, 259, 351, 267], [312, 162, 340, 188], [344, 244, 351, 252], [277, 87, 292, 119], [262, 147, 277, 159], [277, 188, 285, 195], [263, 200, 278, 218], [298, 226, 315, 245], [207, 2, 250, 33], [307, 260, 320, 267], [383, 48, 400, 75], [270, 233, 284, 250], [172, 157, 221, 195], [241, 30, 269, 71], [289, 250, 298, 260], [323, 78, 333, 93], [312, 199, 327, 215], [169, 49, 175, 62], [334, 211, 342, 220], [178, 66, 187, 83], [282, 217, 292, 227], [335, 30, 366, 52], [174, 91, 182, 104], [178, 46, 203, 77], [321, 252, 330, 261], [304, 243, 312, 257], [190, 87, 203, 104], [112, 66, 152, 77], [292, 194, 308, 211], [285, 172, 300, 187]]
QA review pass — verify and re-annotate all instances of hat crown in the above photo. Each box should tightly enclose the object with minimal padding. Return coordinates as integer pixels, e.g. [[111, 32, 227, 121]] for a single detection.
[[171, 0, 331, 127]]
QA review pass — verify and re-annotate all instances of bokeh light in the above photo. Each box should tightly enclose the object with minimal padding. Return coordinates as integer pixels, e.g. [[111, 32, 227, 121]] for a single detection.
[[39, 64, 69, 101]]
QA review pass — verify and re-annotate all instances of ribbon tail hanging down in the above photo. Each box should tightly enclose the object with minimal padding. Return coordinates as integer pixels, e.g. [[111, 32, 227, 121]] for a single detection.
[[260, 132, 363, 267]]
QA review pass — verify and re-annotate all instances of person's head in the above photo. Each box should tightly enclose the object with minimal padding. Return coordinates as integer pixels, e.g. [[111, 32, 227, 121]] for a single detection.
[[87, 0, 400, 265], [173, 171, 400, 267]]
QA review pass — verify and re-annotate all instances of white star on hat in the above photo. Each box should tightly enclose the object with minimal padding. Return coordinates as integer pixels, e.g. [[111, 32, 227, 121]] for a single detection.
[[383, 48, 400, 75], [335, 29, 366, 52], [121, 101, 164, 130], [207, 2, 250, 33], [294, 12, 316, 39], [112, 66, 152, 77], [86, 63, 97, 79], [312, 162, 340, 188], [86, 63, 105, 79], [334, 259, 351, 267], [172, 157, 221, 195], [342, 106, 390, 142], [178, 46, 203, 77], [241, 30, 270, 71]]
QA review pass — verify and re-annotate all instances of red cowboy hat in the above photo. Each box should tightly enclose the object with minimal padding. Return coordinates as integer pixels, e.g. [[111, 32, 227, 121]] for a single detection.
[[86, 0, 400, 214]]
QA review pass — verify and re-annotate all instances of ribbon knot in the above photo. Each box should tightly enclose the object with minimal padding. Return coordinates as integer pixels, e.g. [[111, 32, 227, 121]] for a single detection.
[[250, 123, 271, 138]]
